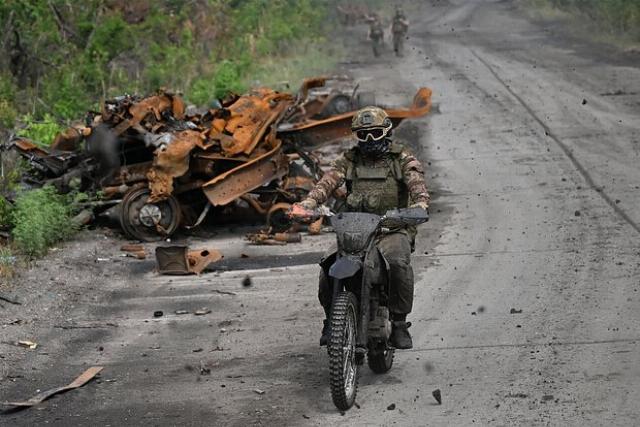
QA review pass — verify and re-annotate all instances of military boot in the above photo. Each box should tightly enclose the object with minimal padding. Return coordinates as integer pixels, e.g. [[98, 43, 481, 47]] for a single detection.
[[390, 321, 413, 349], [320, 319, 330, 346]]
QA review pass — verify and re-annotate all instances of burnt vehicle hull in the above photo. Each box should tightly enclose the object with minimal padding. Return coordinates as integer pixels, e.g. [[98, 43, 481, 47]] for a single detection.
[[6, 81, 432, 241]]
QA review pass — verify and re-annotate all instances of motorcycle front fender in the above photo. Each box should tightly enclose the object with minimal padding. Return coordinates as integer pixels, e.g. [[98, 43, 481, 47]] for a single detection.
[[329, 256, 362, 280]]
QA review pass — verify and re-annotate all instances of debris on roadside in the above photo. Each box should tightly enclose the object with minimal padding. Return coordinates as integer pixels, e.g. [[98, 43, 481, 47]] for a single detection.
[[199, 361, 211, 375], [242, 275, 252, 288], [194, 308, 211, 316], [5, 80, 432, 241], [121, 244, 146, 259], [0, 366, 103, 409], [246, 231, 302, 245], [155, 246, 223, 275], [432, 389, 442, 404], [16, 340, 38, 349]]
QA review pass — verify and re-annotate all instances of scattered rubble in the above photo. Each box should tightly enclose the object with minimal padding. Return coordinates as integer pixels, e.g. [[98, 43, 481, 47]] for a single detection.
[[5, 79, 432, 241], [16, 340, 38, 349], [194, 308, 211, 316], [246, 231, 302, 245], [432, 389, 442, 404], [242, 275, 252, 288], [120, 244, 146, 259]]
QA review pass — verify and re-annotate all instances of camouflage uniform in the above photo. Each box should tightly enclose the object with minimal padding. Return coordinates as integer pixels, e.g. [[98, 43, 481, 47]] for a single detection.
[[368, 17, 385, 57], [306, 142, 429, 316], [391, 13, 409, 57]]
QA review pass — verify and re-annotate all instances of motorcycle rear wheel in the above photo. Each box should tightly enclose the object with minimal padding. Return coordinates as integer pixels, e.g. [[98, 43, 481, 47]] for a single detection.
[[328, 291, 359, 411]]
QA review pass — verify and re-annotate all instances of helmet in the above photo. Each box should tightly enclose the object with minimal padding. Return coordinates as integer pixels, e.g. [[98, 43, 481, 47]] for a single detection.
[[351, 106, 392, 131], [351, 106, 393, 156]]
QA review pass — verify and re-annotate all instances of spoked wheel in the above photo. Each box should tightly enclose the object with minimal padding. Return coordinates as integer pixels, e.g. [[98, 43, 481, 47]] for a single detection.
[[367, 344, 395, 374], [119, 187, 181, 241], [328, 291, 359, 411]]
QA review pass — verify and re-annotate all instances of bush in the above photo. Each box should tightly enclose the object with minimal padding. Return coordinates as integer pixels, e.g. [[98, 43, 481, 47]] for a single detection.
[[11, 186, 78, 257], [0, 98, 17, 130], [16, 114, 64, 146], [0, 195, 12, 228], [0, 245, 16, 281]]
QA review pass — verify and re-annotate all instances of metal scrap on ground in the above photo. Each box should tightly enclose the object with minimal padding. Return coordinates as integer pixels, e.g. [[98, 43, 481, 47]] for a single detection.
[[155, 246, 223, 275], [1, 366, 103, 409], [5, 77, 431, 241]]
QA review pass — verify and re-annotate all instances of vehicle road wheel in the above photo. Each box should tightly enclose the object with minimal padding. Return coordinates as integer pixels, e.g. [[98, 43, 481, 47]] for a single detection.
[[266, 203, 292, 232], [328, 291, 359, 411], [324, 95, 352, 116], [120, 187, 181, 241], [367, 345, 394, 374]]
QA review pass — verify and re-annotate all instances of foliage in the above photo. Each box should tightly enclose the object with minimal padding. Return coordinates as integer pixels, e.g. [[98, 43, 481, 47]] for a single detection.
[[0, 245, 16, 281], [0, 195, 12, 228], [16, 114, 64, 146], [11, 186, 78, 257], [524, 0, 640, 41], [0, 0, 341, 122]]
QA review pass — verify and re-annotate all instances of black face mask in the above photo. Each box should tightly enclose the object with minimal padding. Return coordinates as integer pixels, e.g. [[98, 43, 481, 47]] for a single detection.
[[358, 138, 390, 157]]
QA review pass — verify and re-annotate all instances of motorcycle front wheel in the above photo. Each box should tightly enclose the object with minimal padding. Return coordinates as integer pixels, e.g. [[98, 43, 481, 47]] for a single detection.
[[328, 291, 359, 411]]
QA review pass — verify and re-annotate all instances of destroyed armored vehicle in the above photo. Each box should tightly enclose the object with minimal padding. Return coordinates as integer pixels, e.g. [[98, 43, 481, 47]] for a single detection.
[[6, 78, 432, 241]]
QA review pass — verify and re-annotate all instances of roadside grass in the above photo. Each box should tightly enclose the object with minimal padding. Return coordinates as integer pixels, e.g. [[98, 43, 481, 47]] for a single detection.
[[11, 186, 78, 258], [246, 41, 346, 91], [520, 0, 640, 51], [0, 245, 16, 283]]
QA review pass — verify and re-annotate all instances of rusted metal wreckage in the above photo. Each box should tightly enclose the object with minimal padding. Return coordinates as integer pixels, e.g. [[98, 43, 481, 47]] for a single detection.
[[7, 77, 431, 241]]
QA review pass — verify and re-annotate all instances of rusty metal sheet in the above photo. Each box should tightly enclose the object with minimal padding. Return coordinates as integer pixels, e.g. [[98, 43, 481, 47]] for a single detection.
[[146, 130, 205, 202], [278, 87, 432, 149], [155, 246, 222, 275], [1, 366, 103, 408], [210, 88, 293, 156], [202, 138, 289, 206], [51, 126, 90, 151]]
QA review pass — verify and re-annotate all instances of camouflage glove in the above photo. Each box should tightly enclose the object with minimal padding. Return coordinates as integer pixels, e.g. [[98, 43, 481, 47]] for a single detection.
[[298, 199, 318, 210]]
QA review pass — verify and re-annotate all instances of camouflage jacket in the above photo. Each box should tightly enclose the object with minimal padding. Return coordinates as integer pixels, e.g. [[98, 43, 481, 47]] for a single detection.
[[306, 142, 430, 210]]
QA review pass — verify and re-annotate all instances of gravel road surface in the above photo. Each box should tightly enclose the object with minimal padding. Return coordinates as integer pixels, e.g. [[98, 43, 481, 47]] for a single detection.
[[1, 1, 639, 425]]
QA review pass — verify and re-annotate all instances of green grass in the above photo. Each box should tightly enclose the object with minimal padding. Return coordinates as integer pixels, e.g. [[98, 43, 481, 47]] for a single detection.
[[11, 186, 78, 257], [521, 0, 640, 48]]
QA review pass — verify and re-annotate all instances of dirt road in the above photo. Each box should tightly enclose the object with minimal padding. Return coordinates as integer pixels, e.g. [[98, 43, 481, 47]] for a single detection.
[[2, 0, 639, 425]]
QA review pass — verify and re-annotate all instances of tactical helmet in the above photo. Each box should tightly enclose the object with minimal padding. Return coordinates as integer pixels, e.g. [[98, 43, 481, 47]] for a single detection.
[[352, 106, 393, 156], [351, 106, 392, 131]]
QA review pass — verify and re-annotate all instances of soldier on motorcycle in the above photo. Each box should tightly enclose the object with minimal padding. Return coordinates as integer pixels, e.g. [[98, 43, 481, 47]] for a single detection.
[[292, 107, 430, 349]]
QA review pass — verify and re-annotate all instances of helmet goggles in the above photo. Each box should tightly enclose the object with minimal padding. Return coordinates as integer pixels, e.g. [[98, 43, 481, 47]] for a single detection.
[[354, 125, 390, 142]]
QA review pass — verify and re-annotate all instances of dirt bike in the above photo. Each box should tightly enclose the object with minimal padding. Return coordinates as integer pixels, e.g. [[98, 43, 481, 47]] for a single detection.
[[290, 205, 428, 410]]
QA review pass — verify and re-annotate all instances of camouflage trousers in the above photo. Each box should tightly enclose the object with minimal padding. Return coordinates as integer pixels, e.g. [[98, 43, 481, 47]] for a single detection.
[[318, 232, 414, 316]]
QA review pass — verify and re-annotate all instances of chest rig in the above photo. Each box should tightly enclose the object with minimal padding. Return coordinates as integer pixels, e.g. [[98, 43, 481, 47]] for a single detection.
[[344, 143, 408, 215]]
